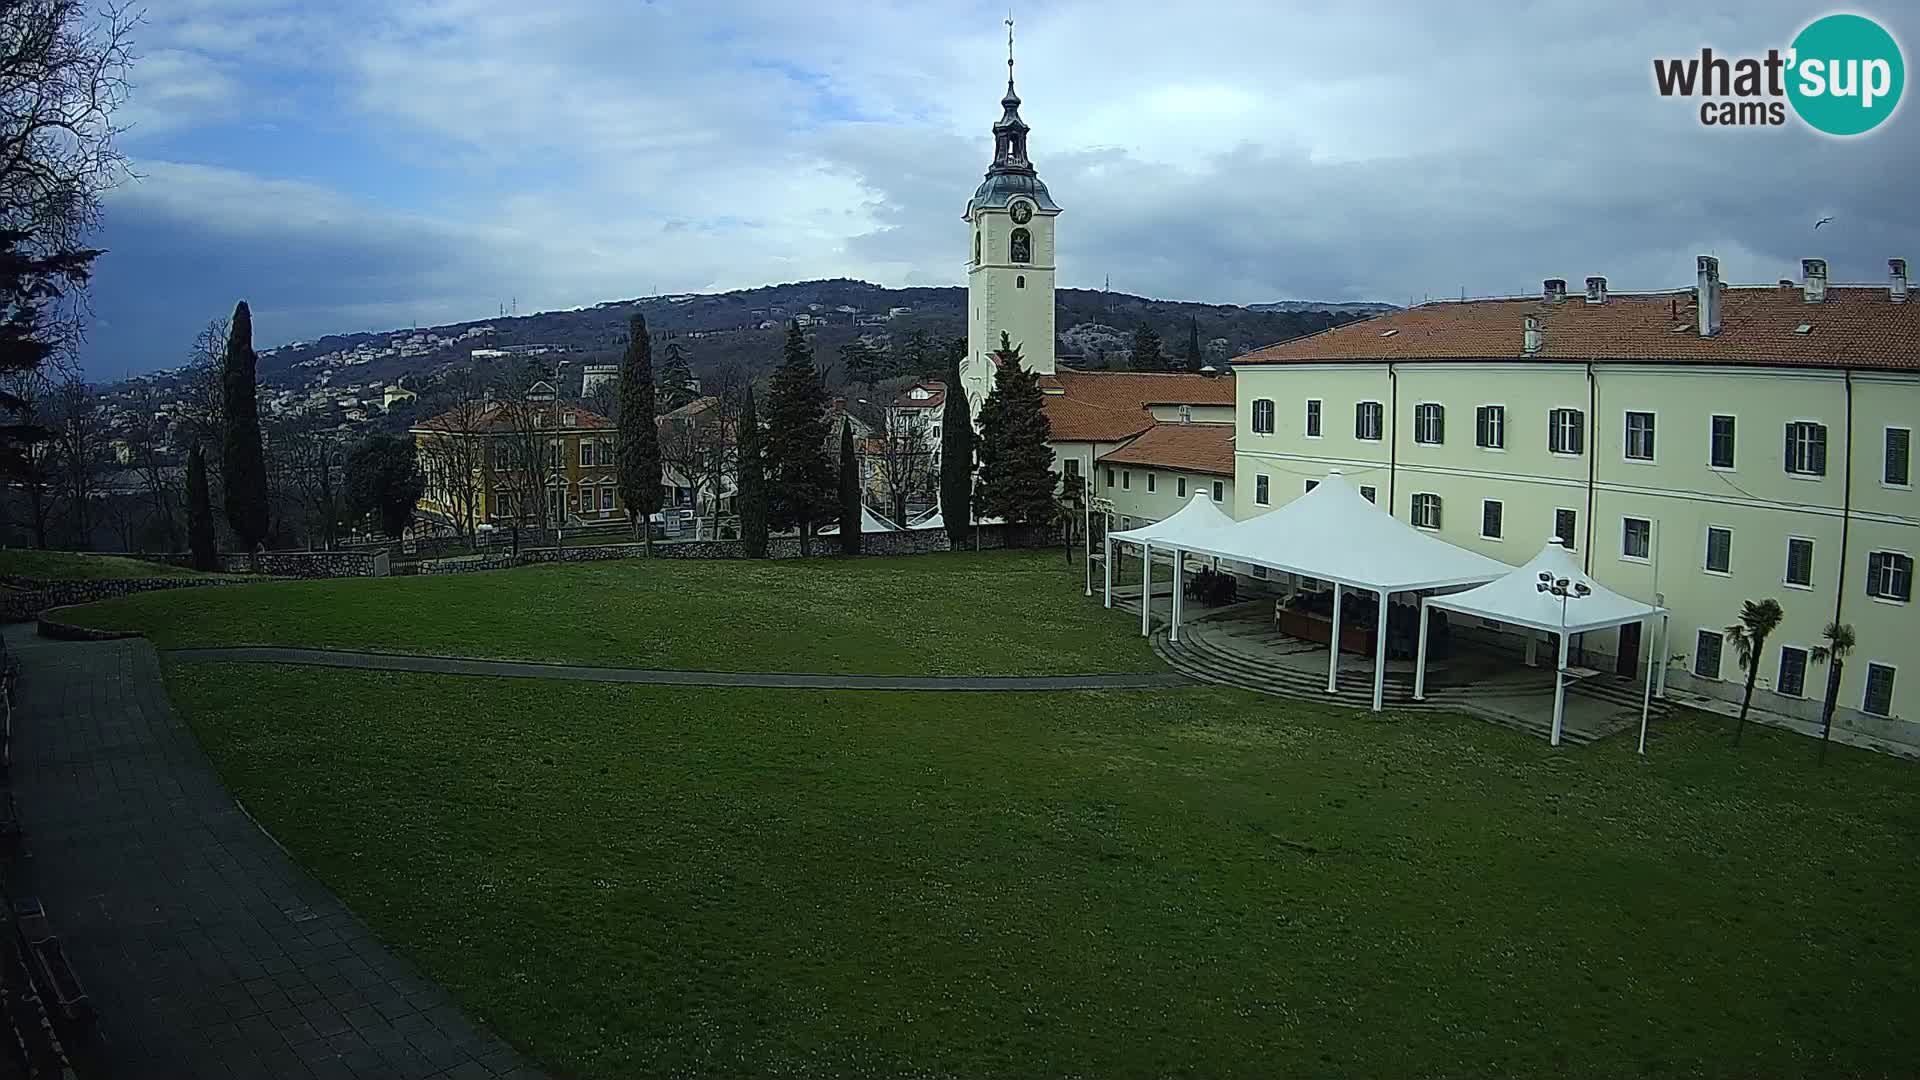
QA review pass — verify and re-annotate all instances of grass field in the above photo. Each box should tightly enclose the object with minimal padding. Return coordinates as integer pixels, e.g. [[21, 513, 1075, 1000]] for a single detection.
[[163, 661, 1920, 1079], [66, 550, 1150, 676], [0, 549, 216, 581]]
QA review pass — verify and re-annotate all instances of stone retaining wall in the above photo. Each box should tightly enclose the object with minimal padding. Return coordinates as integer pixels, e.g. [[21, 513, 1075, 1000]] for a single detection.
[[0, 576, 261, 624], [416, 525, 1052, 575], [158, 551, 390, 578]]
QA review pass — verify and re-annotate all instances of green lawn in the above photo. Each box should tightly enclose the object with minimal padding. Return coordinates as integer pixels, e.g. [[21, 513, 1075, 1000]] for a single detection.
[[64, 550, 1152, 676], [0, 549, 215, 581], [164, 662, 1920, 1079]]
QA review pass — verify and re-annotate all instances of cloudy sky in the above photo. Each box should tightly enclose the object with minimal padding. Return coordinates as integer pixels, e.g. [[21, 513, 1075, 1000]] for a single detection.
[[85, 0, 1917, 378]]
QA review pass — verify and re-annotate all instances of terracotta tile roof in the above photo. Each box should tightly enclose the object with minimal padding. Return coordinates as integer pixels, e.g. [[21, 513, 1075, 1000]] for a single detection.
[[1040, 367, 1236, 442], [1097, 423, 1237, 476], [413, 400, 614, 435], [1235, 285, 1920, 371], [892, 382, 948, 410]]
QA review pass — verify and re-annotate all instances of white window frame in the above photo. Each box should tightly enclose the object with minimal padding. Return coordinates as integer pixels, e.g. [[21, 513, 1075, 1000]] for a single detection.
[[1885, 425, 1912, 489], [1304, 399, 1323, 439], [1709, 413, 1738, 471], [1784, 419, 1828, 479], [1251, 398, 1276, 435], [1861, 662, 1897, 718], [1866, 549, 1913, 604], [1475, 404, 1506, 451], [579, 440, 594, 467], [1783, 536, 1815, 591], [1553, 508, 1579, 550], [1693, 628, 1725, 680], [1703, 524, 1733, 576], [1413, 402, 1444, 446], [1480, 498, 1504, 541], [1355, 400, 1384, 442], [1255, 474, 1270, 506], [1776, 644, 1810, 700], [601, 485, 616, 512], [1410, 492, 1442, 531], [1623, 409, 1657, 463], [1548, 407, 1585, 456], [1621, 515, 1652, 563]]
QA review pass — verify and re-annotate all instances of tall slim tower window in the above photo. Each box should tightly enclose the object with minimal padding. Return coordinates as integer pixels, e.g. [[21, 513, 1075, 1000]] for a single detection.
[[1010, 228, 1031, 263]]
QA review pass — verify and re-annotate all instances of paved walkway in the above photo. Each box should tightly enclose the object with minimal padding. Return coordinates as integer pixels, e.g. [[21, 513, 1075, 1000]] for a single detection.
[[4, 627, 543, 1079], [169, 646, 1194, 691]]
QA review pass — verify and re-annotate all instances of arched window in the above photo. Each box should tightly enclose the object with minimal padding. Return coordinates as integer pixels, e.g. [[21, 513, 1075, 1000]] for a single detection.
[[1010, 227, 1031, 264], [974, 231, 981, 265], [1016, 275, 1025, 289]]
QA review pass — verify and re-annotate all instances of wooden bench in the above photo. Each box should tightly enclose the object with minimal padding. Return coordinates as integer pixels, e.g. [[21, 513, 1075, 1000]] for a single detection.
[[11, 899, 89, 1027]]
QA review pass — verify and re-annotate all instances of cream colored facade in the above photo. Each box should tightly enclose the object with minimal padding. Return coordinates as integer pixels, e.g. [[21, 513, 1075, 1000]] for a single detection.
[[1232, 361, 1918, 728], [966, 200, 1057, 384], [1095, 462, 1232, 529]]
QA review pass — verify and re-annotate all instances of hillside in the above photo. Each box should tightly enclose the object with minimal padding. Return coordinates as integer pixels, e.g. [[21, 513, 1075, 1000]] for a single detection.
[[216, 280, 1379, 397]]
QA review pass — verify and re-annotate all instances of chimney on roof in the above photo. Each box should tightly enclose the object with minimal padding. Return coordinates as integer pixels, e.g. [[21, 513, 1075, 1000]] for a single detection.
[[1523, 314, 1543, 355], [1696, 255, 1722, 336], [1802, 257, 1828, 303], [1543, 278, 1568, 304], [1891, 258, 1909, 303], [1584, 276, 1608, 304]]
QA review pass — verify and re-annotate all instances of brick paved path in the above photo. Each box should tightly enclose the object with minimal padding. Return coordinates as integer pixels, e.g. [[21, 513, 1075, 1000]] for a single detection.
[[169, 645, 1194, 691], [4, 628, 543, 1079]]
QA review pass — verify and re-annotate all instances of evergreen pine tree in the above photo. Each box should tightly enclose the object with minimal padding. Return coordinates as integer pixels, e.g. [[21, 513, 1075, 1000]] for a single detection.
[[838, 419, 861, 556], [618, 314, 663, 552], [764, 321, 835, 554], [1183, 316, 1204, 371], [839, 338, 880, 385], [220, 301, 270, 549], [976, 332, 1057, 532], [658, 337, 698, 412], [187, 441, 216, 570], [737, 384, 768, 557], [1130, 322, 1165, 372], [939, 343, 974, 550]]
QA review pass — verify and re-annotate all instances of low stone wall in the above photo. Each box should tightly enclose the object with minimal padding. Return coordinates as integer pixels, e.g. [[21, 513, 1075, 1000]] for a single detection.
[[158, 551, 390, 578], [0, 576, 262, 624], [415, 524, 1052, 575]]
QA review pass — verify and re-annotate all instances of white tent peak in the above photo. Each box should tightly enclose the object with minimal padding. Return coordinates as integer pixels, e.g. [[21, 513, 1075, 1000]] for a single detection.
[[1108, 491, 1236, 546]]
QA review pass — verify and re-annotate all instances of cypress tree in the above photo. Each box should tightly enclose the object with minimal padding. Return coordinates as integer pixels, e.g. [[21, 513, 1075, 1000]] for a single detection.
[[187, 442, 217, 571], [764, 321, 835, 555], [939, 343, 973, 550], [1183, 316, 1204, 372], [658, 336, 698, 412], [837, 419, 861, 556], [617, 313, 663, 552], [1130, 321, 1165, 372], [737, 384, 768, 557], [976, 332, 1057, 532], [220, 301, 270, 549]]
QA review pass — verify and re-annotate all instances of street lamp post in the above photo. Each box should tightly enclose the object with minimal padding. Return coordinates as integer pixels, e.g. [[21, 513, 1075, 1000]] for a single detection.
[[1536, 571, 1592, 747]]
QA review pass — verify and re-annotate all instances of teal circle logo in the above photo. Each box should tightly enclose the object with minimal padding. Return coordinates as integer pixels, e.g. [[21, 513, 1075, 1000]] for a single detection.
[[1788, 13, 1904, 136]]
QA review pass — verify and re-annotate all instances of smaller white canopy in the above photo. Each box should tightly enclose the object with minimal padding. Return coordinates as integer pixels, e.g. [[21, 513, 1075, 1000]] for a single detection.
[[819, 505, 901, 535], [1425, 538, 1665, 634], [906, 506, 1004, 531], [1108, 492, 1238, 547]]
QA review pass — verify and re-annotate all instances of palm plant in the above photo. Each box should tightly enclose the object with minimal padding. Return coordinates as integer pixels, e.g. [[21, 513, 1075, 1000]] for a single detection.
[[1726, 598, 1784, 746], [1809, 621, 1857, 766]]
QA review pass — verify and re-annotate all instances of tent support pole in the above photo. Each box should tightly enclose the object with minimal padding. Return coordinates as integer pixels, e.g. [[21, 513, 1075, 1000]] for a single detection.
[[1551, 631, 1570, 747], [1170, 548, 1183, 643], [1102, 534, 1113, 609], [1654, 613, 1669, 699], [1327, 582, 1343, 693], [1140, 542, 1152, 637], [1413, 597, 1431, 701], [1524, 629, 1537, 668], [1372, 588, 1389, 713], [1637, 615, 1654, 755]]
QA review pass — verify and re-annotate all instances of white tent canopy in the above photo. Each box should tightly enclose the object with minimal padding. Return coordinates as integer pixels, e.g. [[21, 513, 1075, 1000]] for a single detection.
[[1108, 490, 1238, 547], [1416, 539, 1669, 747], [819, 505, 901, 535], [906, 506, 1004, 531], [1102, 471, 1508, 712]]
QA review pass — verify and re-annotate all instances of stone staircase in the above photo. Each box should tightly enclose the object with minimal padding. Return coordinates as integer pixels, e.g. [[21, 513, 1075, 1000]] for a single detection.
[[1151, 606, 1668, 746]]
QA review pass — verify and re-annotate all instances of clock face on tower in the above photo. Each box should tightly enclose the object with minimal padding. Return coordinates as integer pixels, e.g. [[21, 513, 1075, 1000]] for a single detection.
[[1009, 201, 1033, 224]]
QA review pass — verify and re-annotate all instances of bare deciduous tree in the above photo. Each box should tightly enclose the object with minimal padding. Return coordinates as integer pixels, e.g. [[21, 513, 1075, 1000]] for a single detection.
[[415, 362, 491, 546]]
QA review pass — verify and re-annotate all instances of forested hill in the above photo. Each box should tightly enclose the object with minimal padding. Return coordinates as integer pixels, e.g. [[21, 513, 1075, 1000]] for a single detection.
[[228, 279, 1385, 394]]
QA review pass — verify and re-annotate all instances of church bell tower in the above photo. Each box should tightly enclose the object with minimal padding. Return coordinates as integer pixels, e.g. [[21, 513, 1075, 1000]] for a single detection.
[[962, 19, 1059, 408]]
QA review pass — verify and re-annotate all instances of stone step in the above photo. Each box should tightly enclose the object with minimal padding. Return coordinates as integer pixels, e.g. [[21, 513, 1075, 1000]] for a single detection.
[[1156, 636, 1424, 708], [1179, 633, 1419, 699]]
